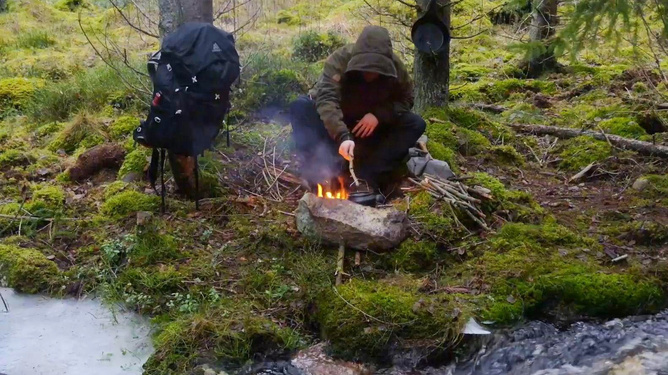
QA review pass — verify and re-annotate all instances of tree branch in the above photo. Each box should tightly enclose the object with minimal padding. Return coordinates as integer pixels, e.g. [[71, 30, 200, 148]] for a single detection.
[[109, 0, 159, 39]]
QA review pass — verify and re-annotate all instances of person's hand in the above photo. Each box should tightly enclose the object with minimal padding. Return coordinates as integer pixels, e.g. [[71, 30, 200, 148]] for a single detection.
[[352, 113, 379, 138], [339, 140, 355, 161]]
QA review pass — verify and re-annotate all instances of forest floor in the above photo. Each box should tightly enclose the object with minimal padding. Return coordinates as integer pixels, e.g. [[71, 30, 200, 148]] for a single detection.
[[1, 0, 667, 374]]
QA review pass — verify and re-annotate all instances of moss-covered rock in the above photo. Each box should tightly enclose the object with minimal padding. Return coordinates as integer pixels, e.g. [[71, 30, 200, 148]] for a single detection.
[[118, 147, 150, 179], [101, 190, 160, 219], [0, 244, 60, 293], [317, 277, 469, 361], [144, 301, 304, 373], [450, 221, 663, 324], [0, 77, 45, 116], [30, 184, 66, 213], [558, 136, 612, 171]]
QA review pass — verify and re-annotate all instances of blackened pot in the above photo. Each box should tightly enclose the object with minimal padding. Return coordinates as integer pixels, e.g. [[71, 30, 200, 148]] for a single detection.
[[348, 192, 377, 207]]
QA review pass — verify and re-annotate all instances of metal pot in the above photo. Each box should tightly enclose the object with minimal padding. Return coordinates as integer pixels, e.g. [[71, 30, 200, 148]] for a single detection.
[[348, 191, 377, 207]]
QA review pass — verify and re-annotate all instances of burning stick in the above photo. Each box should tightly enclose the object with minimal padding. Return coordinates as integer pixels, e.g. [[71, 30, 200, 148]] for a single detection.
[[349, 158, 360, 187]]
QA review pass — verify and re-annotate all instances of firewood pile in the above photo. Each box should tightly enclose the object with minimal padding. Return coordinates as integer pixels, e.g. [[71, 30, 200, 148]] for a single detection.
[[409, 174, 492, 230]]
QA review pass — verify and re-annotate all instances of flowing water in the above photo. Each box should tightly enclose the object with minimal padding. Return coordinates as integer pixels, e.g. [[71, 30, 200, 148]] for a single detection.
[[248, 312, 668, 375], [0, 287, 153, 375]]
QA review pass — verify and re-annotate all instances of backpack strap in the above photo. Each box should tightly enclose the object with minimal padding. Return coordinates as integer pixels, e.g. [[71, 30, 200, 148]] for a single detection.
[[194, 155, 200, 210]]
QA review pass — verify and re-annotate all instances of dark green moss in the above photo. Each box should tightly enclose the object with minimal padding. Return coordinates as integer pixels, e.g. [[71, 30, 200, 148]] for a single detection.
[[468, 172, 543, 222]]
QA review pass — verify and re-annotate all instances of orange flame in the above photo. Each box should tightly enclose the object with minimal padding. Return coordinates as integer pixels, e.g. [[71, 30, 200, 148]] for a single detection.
[[316, 177, 348, 200]]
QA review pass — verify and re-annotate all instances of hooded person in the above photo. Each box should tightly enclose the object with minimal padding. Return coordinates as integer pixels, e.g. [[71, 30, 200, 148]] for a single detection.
[[289, 25, 426, 194]]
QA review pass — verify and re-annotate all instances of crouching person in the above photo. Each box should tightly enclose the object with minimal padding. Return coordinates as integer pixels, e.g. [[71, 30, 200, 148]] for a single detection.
[[289, 25, 426, 193]]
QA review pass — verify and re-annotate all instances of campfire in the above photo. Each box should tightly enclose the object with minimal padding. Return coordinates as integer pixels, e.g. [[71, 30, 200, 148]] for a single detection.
[[316, 177, 348, 200]]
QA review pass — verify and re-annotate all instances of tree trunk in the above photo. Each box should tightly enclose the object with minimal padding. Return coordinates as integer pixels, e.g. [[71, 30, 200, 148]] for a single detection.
[[509, 123, 668, 158], [159, 0, 213, 35], [158, 0, 213, 199], [527, 0, 558, 77], [413, 0, 451, 114], [0, 0, 7, 13]]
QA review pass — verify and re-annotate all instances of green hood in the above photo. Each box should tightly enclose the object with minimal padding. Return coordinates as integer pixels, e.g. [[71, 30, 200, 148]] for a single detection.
[[345, 25, 397, 78]]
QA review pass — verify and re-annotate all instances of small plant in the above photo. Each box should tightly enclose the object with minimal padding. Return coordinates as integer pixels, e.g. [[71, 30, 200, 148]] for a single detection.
[[16, 31, 55, 49], [293, 30, 346, 63]]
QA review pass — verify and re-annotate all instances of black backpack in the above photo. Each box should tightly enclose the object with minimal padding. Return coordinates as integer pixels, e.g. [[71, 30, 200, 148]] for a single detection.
[[134, 22, 240, 211]]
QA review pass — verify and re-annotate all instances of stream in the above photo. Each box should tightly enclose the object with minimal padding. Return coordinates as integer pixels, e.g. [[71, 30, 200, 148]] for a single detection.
[[2, 286, 668, 375], [0, 287, 153, 375]]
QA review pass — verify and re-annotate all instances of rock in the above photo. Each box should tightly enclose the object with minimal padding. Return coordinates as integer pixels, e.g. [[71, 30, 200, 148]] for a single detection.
[[291, 343, 372, 375], [295, 193, 408, 251], [67, 143, 126, 182], [122, 171, 143, 183], [632, 177, 649, 191]]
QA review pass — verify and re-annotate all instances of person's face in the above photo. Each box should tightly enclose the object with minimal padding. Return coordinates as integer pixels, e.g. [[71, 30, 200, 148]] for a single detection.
[[363, 72, 380, 82]]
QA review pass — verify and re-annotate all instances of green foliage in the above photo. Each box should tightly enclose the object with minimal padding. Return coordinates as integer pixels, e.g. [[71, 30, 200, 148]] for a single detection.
[[0, 244, 60, 294], [15, 31, 55, 49], [30, 184, 65, 213], [277, 9, 302, 25], [317, 277, 468, 360], [293, 30, 346, 63], [237, 69, 307, 113], [388, 239, 438, 272], [101, 190, 160, 219], [599, 117, 646, 138], [29, 65, 144, 122], [48, 112, 106, 153], [558, 136, 612, 171], [55, 0, 87, 12]]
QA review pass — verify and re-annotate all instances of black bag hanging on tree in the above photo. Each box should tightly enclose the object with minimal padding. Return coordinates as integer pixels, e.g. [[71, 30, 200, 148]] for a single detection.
[[134, 22, 240, 213], [411, 0, 451, 54]]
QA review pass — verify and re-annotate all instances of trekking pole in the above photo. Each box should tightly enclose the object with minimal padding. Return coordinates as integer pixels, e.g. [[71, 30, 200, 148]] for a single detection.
[[225, 112, 230, 147]]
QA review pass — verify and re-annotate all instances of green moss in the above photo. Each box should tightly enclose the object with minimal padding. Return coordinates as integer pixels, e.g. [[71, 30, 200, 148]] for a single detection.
[[16, 31, 55, 49], [468, 172, 543, 222], [456, 127, 491, 156], [410, 191, 466, 243], [487, 145, 525, 165], [0, 77, 44, 116], [426, 106, 513, 141], [276, 9, 302, 25], [635, 175, 668, 203], [388, 239, 438, 272], [109, 115, 139, 140], [145, 302, 304, 373], [428, 142, 458, 172], [317, 277, 469, 360], [599, 117, 646, 139], [451, 222, 663, 324], [55, 0, 88, 12], [0, 244, 60, 294], [101, 190, 160, 219], [480, 78, 557, 102], [30, 185, 66, 212], [0, 149, 35, 169], [49, 113, 107, 154], [118, 148, 150, 179], [558, 136, 612, 171]]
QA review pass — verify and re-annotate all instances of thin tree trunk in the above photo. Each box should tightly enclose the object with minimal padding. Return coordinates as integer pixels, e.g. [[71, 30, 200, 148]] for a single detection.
[[0, 0, 7, 12], [159, 0, 213, 35], [413, 0, 451, 114], [158, 0, 213, 199], [527, 0, 558, 77], [509, 123, 668, 158]]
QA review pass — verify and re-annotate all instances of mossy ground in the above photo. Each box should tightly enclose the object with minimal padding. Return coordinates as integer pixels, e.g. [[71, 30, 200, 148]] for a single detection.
[[0, 0, 667, 373]]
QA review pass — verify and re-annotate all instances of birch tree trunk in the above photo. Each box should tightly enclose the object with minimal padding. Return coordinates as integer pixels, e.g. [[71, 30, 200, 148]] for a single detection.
[[413, 0, 451, 114]]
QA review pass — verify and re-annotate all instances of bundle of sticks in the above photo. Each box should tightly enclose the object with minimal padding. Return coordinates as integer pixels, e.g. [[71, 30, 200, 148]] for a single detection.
[[409, 174, 492, 230]]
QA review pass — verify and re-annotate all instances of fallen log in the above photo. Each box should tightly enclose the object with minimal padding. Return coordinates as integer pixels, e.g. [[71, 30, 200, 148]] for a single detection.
[[509, 123, 668, 158], [67, 143, 126, 182]]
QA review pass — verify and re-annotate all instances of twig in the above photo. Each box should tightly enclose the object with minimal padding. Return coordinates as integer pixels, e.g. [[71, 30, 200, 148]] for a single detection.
[[0, 290, 8, 313], [336, 243, 345, 286], [349, 158, 360, 187]]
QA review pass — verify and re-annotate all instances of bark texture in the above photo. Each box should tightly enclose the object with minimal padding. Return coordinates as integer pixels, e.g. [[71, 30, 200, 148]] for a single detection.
[[158, 0, 213, 35], [527, 0, 559, 77], [413, 0, 451, 114], [509, 123, 668, 158], [68, 144, 126, 182]]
